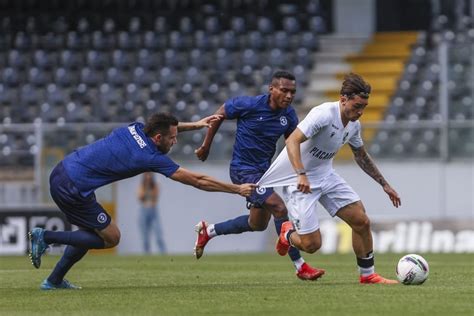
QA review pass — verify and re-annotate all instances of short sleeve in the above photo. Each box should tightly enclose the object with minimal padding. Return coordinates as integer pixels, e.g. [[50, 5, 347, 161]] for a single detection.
[[149, 154, 180, 177], [224, 96, 251, 120], [297, 106, 331, 138], [348, 122, 364, 148]]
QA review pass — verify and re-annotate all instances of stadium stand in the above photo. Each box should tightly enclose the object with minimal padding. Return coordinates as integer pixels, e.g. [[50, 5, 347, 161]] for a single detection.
[[0, 0, 472, 183], [0, 0, 331, 175]]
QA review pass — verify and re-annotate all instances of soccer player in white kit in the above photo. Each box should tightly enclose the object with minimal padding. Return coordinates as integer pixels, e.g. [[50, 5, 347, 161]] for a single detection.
[[258, 73, 401, 284]]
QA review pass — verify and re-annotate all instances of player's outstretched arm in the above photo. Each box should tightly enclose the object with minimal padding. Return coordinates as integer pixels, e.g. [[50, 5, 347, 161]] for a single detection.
[[170, 167, 256, 197], [350, 144, 401, 207], [195, 105, 226, 161], [177, 114, 223, 132], [285, 128, 311, 193]]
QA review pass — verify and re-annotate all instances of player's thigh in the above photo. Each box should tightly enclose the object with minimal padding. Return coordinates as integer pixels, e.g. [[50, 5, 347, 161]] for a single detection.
[[282, 185, 321, 234], [319, 173, 361, 218], [96, 219, 121, 248], [335, 201, 370, 231], [262, 191, 287, 218], [248, 206, 272, 230]]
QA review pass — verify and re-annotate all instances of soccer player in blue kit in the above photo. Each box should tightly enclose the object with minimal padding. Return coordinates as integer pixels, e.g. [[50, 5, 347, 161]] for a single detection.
[[193, 70, 324, 280], [28, 113, 256, 290]]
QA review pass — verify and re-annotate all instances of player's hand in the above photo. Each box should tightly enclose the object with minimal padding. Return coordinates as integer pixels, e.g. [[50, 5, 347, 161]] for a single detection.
[[297, 174, 312, 194], [194, 145, 210, 161], [196, 114, 223, 129], [238, 183, 258, 197], [383, 184, 401, 208]]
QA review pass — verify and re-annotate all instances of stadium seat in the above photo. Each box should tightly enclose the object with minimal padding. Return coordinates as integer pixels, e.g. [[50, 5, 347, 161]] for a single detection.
[[60, 50, 83, 69]]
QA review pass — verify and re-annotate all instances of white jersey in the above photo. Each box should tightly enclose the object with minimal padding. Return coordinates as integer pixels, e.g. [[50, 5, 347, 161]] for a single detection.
[[258, 101, 363, 188]]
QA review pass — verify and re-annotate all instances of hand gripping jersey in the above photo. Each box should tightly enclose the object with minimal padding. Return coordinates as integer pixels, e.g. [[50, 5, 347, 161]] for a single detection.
[[258, 101, 363, 187]]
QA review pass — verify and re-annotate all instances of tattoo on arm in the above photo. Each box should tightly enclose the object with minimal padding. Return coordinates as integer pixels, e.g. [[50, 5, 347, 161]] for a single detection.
[[350, 145, 387, 186]]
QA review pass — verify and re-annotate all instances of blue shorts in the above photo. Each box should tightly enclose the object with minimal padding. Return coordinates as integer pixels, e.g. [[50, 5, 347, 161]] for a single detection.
[[229, 169, 273, 208], [49, 162, 111, 230]]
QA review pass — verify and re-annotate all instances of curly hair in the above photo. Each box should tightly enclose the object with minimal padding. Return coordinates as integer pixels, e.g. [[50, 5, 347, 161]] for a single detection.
[[340, 73, 371, 99]]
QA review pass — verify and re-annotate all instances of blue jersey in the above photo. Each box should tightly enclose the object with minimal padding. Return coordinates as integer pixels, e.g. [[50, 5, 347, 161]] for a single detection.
[[225, 94, 298, 172], [62, 122, 179, 196]]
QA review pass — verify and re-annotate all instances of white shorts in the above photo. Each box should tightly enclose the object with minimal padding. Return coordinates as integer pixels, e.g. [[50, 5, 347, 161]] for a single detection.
[[282, 172, 360, 234]]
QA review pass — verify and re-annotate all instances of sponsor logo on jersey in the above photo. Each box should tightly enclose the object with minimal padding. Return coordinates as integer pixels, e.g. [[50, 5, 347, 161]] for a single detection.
[[128, 125, 147, 148], [280, 116, 288, 126], [331, 124, 340, 130], [330, 131, 336, 138], [309, 146, 336, 160], [342, 132, 349, 144], [97, 212, 108, 224]]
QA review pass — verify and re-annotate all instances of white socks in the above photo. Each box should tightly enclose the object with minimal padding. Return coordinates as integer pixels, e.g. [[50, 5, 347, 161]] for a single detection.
[[293, 258, 305, 271], [206, 224, 217, 238]]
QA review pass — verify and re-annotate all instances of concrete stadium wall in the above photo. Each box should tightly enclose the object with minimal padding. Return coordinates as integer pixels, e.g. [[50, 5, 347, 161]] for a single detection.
[[116, 161, 473, 254]]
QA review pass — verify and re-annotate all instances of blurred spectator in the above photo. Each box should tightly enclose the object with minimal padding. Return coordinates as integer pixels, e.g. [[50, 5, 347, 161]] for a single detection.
[[137, 172, 166, 254]]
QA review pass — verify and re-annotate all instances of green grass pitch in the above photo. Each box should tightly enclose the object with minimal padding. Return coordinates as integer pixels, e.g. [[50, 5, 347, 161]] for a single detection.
[[0, 253, 472, 315]]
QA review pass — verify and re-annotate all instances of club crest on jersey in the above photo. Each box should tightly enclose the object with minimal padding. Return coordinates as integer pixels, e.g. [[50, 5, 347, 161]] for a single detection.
[[97, 212, 108, 224], [280, 116, 288, 126], [256, 187, 267, 195]]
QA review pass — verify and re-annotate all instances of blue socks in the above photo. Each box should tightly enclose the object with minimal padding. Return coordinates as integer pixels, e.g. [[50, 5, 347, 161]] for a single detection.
[[274, 217, 302, 262], [44, 230, 105, 249], [214, 215, 252, 235], [47, 245, 88, 285]]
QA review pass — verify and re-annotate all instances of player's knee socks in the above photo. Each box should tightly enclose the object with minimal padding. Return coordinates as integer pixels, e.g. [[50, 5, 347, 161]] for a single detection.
[[274, 217, 302, 262], [357, 251, 375, 276], [44, 230, 105, 249], [47, 245, 88, 285], [214, 215, 252, 235]]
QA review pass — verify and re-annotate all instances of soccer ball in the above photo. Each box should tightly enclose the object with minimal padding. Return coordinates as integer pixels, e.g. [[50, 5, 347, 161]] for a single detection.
[[396, 254, 429, 285]]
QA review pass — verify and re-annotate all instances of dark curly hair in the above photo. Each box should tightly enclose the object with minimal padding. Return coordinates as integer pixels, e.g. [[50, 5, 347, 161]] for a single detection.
[[340, 73, 371, 99]]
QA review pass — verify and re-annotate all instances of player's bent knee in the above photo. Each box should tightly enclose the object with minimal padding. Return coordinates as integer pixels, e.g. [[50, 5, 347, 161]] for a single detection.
[[353, 216, 371, 233], [103, 232, 121, 248], [300, 239, 321, 254]]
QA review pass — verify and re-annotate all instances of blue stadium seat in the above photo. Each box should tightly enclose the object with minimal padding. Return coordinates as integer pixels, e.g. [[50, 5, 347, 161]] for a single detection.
[[112, 50, 135, 70], [8, 50, 31, 69], [60, 50, 83, 70], [137, 49, 161, 70], [106, 67, 129, 87], [118, 31, 141, 50], [80, 67, 103, 87], [33, 50, 57, 70], [86, 50, 109, 70], [133, 67, 157, 87], [143, 31, 167, 50], [28, 67, 51, 87], [46, 83, 70, 106]]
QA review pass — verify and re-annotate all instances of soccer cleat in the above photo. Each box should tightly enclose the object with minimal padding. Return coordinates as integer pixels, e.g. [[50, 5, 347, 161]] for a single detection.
[[276, 221, 293, 256], [359, 273, 399, 284], [28, 228, 49, 269], [194, 221, 210, 259], [40, 279, 82, 290], [296, 263, 326, 281]]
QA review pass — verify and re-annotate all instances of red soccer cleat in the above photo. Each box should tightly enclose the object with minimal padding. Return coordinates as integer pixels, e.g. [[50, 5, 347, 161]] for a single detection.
[[276, 221, 293, 256], [296, 263, 325, 281], [360, 273, 399, 284], [193, 221, 210, 259]]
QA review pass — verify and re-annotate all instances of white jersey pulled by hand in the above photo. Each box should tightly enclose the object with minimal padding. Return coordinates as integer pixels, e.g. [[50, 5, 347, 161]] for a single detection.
[[258, 101, 363, 188]]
